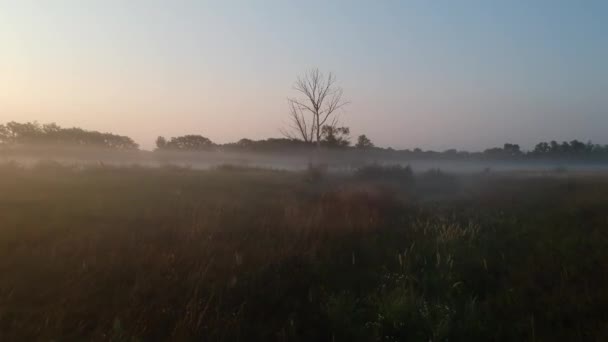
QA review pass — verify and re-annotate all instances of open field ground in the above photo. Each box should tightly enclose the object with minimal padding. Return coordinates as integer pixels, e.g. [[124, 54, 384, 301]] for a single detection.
[[1, 162, 608, 341]]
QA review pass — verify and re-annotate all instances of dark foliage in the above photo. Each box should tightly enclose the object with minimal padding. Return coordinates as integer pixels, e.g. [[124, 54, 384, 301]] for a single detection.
[[355, 135, 374, 149], [0, 121, 138, 150], [321, 126, 351, 148], [217, 137, 608, 162], [3, 121, 608, 162], [156, 134, 215, 151], [221, 138, 313, 153]]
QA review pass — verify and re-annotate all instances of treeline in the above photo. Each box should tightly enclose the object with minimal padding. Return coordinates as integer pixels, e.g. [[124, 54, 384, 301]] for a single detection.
[[155, 128, 608, 161], [0, 121, 138, 150], [154, 125, 362, 152], [3, 121, 608, 161]]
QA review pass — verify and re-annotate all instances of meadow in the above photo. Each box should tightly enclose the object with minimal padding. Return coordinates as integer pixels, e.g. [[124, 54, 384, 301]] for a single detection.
[[1, 162, 607, 341]]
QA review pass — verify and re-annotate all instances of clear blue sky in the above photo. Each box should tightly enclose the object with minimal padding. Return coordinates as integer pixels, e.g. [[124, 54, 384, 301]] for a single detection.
[[1, 0, 607, 150]]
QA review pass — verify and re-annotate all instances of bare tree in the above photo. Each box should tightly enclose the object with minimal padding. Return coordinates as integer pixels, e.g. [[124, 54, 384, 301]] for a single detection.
[[282, 68, 348, 146]]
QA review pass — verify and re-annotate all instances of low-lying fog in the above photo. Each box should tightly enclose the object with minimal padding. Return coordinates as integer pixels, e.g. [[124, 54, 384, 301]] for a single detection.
[[3, 147, 608, 174]]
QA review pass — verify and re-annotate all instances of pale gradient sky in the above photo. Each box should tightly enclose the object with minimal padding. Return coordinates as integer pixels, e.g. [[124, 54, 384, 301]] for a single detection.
[[1, 0, 607, 151]]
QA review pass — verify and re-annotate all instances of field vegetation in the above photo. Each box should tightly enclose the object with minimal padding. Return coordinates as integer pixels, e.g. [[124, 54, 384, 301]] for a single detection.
[[1, 162, 607, 341]]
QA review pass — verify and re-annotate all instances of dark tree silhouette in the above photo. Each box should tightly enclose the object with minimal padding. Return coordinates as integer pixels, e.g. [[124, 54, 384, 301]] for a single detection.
[[321, 125, 350, 147], [222, 138, 311, 153], [156, 136, 167, 150], [534, 142, 550, 154], [157, 135, 215, 151], [5, 120, 608, 161], [0, 124, 10, 145], [0, 121, 138, 150], [355, 134, 374, 149], [282, 68, 348, 145], [235, 138, 254, 149], [503, 143, 522, 156]]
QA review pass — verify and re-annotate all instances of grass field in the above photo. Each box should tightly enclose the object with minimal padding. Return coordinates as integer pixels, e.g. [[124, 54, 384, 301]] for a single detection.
[[1, 162, 607, 341]]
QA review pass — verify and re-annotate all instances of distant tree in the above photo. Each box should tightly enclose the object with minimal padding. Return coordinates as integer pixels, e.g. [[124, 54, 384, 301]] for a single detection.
[[156, 136, 167, 150], [160, 135, 215, 151], [102, 133, 138, 150], [550, 141, 560, 153], [443, 149, 458, 158], [483, 147, 504, 157], [321, 125, 350, 147], [503, 143, 522, 156], [534, 142, 550, 154], [0, 124, 10, 145], [0, 121, 138, 150], [355, 134, 374, 149], [530, 139, 608, 159], [224, 138, 312, 152], [569, 140, 586, 153], [282, 68, 348, 146], [4, 122, 43, 144], [236, 138, 254, 149], [586, 141, 597, 154], [42, 123, 62, 137]]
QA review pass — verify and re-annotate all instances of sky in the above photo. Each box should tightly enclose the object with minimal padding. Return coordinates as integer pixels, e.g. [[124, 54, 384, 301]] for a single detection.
[[1, 0, 607, 151]]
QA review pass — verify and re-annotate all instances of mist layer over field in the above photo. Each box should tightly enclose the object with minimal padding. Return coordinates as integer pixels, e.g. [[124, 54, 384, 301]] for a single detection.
[[3, 146, 608, 174]]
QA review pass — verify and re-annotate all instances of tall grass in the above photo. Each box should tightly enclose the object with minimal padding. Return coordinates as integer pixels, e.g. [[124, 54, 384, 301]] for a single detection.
[[0, 163, 607, 341]]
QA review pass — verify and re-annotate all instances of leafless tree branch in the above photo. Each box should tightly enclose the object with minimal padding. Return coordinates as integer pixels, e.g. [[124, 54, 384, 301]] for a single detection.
[[282, 68, 348, 146]]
